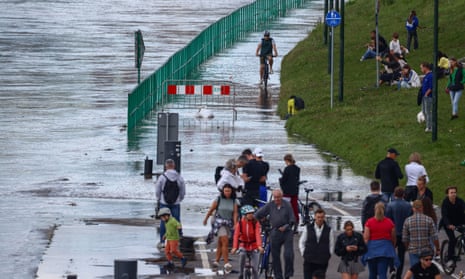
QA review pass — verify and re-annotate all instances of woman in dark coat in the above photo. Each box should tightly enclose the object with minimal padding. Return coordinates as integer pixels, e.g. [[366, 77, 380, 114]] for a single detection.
[[335, 220, 367, 279]]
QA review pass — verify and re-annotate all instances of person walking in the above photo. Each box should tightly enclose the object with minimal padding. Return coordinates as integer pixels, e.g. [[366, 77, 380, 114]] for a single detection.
[[404, 152, 429, 201], [279, 153, 300, 232], [386, 187, 412, 279], [335, 220, 366, 279], [299, 208, 335, 279], [203, 184, 239, 273], [420, 62, 433, 132], [231, 205, 264, 279], [375, 148, 403, 202], [446, 57, 465, 120], [405, 176, 433, 203], [402, 200, 440, 268], [157, 208, 187, 269], [440, 186, 465, 268], [255, 189, 295, 279], [405, 10, 419, 51], [154, 158, 186, 248], [362, 202, 398, 279], [254, 147, 270, 207], [361, 181, 386, 230]]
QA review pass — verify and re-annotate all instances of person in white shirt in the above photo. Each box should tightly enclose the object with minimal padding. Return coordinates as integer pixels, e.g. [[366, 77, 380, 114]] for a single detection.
[[299, 208, 335, 279], [398, 64, 421, 89], [389, 32, 402, 56], [404, 152, 429, 201]]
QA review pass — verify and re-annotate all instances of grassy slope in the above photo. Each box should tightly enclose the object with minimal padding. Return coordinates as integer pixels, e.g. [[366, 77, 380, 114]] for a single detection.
[[279, 0, 465, 202]]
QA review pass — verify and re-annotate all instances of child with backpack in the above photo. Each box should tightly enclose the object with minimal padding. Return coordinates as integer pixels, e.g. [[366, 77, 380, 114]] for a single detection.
[[157, 207, 187, 269], [231, 205, 264, 279]]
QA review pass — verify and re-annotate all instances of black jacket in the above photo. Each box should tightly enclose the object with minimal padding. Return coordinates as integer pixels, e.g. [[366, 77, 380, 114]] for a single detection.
[[335, 231, 367, 263], [280, 164, 300, 195]]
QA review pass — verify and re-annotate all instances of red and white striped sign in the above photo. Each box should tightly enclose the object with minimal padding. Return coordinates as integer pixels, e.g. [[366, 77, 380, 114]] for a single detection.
[[167, 84, 230, 95]]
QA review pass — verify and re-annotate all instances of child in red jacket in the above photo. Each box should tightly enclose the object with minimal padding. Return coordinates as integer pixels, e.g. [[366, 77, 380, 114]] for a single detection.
[[231, 205, 264, 279]]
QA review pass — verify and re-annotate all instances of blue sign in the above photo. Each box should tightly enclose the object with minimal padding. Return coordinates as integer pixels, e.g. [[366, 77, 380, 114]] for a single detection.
[[325, 10, 341, 27]]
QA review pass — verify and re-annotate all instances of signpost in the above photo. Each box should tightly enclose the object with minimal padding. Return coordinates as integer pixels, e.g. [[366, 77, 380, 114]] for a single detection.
[[135, 30, 145, 84], [325, 10, 341, 109]]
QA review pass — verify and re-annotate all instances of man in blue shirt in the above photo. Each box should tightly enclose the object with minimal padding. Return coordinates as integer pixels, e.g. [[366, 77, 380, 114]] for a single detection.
[[420, 63, 433, 132]]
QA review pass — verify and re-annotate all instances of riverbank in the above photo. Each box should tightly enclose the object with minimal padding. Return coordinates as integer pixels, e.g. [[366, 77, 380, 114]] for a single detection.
[[279, 0, 465, 202]]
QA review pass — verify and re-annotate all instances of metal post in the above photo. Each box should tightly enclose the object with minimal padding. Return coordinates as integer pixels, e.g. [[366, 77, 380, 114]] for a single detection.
[[338, 0, 344, 102], [432, 0, 438, 141], [375, 0, 380, 87], [330, 26, 334, 109], [324, 0, 328, 45]]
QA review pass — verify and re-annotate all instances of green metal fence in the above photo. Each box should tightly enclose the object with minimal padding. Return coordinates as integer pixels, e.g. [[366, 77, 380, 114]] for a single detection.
[[127, 0, 310, 132]]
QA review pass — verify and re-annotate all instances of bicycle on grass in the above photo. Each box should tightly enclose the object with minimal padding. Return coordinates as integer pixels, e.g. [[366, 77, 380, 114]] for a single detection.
[[440, 224, 465, 275], [297, 181, 322, 226]]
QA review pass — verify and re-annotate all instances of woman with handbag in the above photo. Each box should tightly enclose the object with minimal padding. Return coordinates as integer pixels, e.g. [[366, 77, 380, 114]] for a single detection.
[[447, 57, 465, 120]]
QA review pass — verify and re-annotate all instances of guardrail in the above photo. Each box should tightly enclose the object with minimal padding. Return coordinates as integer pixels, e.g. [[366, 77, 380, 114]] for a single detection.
[[127, 0, 310, 132]]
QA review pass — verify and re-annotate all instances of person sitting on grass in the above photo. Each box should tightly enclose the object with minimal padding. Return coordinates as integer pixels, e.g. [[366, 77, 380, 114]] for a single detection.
[[398, 64, 421, 90], [377, 54, 401, 86], [157, 207, 187, 269], [231, 205, 264, 279]]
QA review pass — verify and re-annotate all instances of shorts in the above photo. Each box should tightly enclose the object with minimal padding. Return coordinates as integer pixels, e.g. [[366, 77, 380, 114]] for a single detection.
[[217, 225, 231, 237]]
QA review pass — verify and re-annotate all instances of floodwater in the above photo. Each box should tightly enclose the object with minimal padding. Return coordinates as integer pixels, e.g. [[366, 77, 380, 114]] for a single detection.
[[0, 0, 371, 278]]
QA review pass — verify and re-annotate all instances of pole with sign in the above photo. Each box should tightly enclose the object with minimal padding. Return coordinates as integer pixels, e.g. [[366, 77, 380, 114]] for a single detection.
[[325, 10, 341, 109], [135, 30, 145, 84]]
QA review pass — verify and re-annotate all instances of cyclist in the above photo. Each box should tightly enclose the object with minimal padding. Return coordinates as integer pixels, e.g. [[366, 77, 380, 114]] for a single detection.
[[255, 30, 278, 84], [231, 205, 264, 279], [440, 186, 465, 268]]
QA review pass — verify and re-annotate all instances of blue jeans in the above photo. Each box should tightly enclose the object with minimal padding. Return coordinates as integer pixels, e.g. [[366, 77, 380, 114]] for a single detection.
[[409, 253, 420, 268], [382, 192, 393, 203], [159, 203, 181, 242], [368, 257, 390, 279], [361, 48, 377, 60], [449, 90, 463, 116], [422, 97, 433, 129]]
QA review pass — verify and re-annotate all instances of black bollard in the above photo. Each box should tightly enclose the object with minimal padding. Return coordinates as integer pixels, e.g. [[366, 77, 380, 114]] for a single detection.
[[144, 156, 153, 179], [67, 275, 77, 279], [114, 259, 137, 279]]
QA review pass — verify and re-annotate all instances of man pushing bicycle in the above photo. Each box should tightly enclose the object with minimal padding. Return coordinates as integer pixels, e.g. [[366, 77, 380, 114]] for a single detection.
[[256, 30, 278, 84]]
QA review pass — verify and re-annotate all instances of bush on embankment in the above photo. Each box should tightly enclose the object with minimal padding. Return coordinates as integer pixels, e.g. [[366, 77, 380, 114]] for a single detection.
[[279, 0, 465, 203]]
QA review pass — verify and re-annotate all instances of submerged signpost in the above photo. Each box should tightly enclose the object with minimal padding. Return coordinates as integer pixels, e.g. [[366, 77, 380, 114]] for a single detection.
[[325, 10, 341, 109]]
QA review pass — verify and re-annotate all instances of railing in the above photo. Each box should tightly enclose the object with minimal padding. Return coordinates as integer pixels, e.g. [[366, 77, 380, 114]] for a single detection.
[[127, 0, 310, 132]]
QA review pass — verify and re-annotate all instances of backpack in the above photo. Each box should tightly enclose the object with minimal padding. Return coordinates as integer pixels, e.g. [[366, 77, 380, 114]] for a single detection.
[[162, 174, 179, 204], [215, 166, 224, 184], [362, 194, 383, 227], [294, 96, 305, 110]]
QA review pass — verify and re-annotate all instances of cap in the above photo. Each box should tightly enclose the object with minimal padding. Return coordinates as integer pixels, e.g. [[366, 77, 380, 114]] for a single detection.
[[419, 250, 433, 258], [253, 147, 264, 157], [387, 148, 400, 155], [157, 207, 171, 217], [413, 200, 423, 209]]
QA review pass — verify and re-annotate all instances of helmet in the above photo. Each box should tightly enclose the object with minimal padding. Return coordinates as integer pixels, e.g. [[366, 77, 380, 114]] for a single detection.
[[240, 205, 255, 215], [264, 30, 270, 37], [157, 207, 171, 217]]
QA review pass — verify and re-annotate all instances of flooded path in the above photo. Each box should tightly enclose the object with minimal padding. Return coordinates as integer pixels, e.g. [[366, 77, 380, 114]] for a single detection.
[[0, 0, 372, 277]]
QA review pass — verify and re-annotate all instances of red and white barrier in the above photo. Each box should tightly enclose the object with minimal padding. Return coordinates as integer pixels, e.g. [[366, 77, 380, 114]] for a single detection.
[[167, 84, 230, 95]]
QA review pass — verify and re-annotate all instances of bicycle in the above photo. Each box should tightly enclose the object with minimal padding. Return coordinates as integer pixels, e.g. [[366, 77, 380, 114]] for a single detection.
[[258, 217, 273, 279], [259, 55, 275, 91], [237, 248, 259, 279], [297, 181, 322, 226], [440, 224, 465, 275]]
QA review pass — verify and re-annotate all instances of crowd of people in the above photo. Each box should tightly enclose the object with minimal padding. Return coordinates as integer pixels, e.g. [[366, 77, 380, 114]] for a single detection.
[[152, 146, 465, 279], [360, 10, 465, 133]]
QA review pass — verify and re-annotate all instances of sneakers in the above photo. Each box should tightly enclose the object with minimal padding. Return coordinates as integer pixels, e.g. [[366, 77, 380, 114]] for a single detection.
[[425, 127, 432, 132], [360, 56, 364, 62], [166, 261, 175, 269], [224, 262, 233, 274], [181, 257, 187, 268], [157, 242, 165, 250], [389, 269, 396, 279], [270, 69, 274, 74], [446, 260, 455, 268], [212, 261, 219, 268]]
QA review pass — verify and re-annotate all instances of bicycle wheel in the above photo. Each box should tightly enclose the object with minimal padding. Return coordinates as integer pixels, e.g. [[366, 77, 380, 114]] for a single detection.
[[264, 252, 273, 279], [440, 239, 455, 275], [244, 268, 252, 279], [263, 63, 269, 89], [306, 201, 322, 223]]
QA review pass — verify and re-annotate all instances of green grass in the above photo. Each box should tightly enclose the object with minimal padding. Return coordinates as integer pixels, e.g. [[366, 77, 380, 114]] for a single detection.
[[279, 0, 465, 203]]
